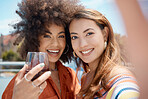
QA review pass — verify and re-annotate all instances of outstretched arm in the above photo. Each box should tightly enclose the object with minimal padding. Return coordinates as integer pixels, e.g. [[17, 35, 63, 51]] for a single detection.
[[115, 0, 148, 98]]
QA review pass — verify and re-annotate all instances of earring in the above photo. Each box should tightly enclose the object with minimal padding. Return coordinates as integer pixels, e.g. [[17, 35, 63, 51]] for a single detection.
[[64, 44, 69, 54], [73, 51, 77, 58], [104, 42, 107, 49]]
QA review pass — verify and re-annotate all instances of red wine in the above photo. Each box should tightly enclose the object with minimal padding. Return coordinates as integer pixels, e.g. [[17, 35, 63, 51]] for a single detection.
[[31, 69, 49, 81], [25, 67, 49, 81]]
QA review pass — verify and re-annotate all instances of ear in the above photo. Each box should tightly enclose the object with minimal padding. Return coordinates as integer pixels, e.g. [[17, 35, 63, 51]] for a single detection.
[[103, 27, 109, 42]]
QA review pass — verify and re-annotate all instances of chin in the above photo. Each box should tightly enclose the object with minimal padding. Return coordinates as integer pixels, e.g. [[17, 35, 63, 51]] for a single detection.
[[81, 59, 92, 64], [49, 58, 59, 63]]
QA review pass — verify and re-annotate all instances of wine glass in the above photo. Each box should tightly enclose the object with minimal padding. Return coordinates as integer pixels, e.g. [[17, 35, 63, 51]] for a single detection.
[[25, 52, 49, 81]]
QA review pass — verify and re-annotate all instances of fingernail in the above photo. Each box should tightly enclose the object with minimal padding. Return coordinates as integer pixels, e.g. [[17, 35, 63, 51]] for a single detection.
[[39, 63, 45, 67], [47, 71, 51, 75]]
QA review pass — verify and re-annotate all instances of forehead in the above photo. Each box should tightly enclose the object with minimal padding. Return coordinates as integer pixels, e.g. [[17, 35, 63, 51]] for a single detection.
[[69, 18, 98, 32], [44, 23, 65, 33]]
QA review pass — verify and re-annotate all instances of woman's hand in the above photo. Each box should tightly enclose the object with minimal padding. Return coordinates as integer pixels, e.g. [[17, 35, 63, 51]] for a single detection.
[[12, 63, 51, 99]]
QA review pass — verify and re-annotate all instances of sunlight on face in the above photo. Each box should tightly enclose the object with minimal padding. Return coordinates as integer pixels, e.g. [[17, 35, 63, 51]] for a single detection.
[[39, 23, 66, 63], [69, 18, 105, 64]]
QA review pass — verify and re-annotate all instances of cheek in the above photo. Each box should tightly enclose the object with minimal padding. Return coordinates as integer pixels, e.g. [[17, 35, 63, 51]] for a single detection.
[[39, 38, 48, 46], [39, 39, 51, 51], [95, 34, 105, 46], [59, 39, 66, 49], [71, 40, 78, 52], [38, 43, 46, 51], [95, 40, 105, 55]]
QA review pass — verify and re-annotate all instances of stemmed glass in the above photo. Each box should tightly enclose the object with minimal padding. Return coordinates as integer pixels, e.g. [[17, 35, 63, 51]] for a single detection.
[[25, 52, 49, 81]]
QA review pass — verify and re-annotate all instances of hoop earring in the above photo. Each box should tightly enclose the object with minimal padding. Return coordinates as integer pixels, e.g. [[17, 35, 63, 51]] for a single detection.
[[104, 42, 107, 49], [73, 51, 77, 58], [64, 44, 69, 54]]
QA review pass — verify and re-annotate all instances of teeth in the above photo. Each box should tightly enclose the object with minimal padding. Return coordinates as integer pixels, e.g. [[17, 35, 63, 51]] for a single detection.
[[47, 50, 59, 53], [81, 49, 93, 54]]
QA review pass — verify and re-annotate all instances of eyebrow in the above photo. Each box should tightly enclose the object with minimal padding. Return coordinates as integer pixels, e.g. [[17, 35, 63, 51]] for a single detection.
[[58, 31, 65, 34], [70, 28, 94, 35], [70, 32, 78, 35], [44, 30, 52, 34], [83, 28, 94, 33], [44, 30, 65, 35]]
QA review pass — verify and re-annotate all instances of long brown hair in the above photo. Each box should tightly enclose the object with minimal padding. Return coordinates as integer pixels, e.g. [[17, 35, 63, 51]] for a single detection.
[[70, 9, 122, 98]]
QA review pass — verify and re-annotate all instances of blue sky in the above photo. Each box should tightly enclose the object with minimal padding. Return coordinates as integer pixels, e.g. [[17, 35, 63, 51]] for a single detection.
[[80, 0, 126, 35], [0, 0, 147, 36], [0, 0, 21, 35]]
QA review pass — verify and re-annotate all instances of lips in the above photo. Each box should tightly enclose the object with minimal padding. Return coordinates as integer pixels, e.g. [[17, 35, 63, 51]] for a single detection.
[[80, 48, 94, 56], [47, 49, 60, 57]]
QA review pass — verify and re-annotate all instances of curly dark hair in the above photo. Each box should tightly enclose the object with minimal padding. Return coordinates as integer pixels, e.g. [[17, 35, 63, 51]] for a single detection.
[[12, 0, 84, 63]]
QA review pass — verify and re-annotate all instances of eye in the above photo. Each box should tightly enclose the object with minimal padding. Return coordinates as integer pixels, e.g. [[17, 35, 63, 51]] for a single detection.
[[71, 36, 78, 40], [86, 32, 94, 36], [43, 35, 51, 38], [58, 35, 65, 38]]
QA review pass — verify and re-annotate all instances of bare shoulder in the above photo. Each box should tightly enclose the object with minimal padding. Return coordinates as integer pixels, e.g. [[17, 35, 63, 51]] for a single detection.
[[108, 65, 134, 80]]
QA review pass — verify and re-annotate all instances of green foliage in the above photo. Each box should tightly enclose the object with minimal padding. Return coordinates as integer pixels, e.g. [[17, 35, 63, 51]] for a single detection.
[[2, 50, 23, 61]]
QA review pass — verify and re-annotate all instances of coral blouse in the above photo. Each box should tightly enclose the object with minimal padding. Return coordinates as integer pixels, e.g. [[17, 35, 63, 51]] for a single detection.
[[2, 61, 80, 99]]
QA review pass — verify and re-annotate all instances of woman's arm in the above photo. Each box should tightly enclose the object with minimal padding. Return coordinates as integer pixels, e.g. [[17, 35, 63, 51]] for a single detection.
[[115, 0, 148, 98]]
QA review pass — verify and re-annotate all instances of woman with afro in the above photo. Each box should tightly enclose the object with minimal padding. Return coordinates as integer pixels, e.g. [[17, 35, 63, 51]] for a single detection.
[[2, 0, 83, 99]]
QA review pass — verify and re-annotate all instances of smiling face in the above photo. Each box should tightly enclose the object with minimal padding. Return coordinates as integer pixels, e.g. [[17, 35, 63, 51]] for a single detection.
[[39, 23, 66, 63], [69, 18, 105, 64]]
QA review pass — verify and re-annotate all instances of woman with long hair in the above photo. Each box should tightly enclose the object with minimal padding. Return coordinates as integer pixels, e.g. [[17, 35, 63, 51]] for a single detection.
[[69, 9, 139, 99]]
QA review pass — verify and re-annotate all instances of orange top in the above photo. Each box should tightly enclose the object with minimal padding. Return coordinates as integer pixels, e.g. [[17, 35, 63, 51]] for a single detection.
[[2, 61, 80, 99]]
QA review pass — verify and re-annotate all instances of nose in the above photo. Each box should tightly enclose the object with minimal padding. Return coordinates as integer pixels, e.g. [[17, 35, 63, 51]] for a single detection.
[[79, 38, 88, 48], [51, 38, 59, 47]]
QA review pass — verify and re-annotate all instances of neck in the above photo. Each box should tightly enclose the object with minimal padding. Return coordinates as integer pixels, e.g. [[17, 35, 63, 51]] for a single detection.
[[49, 62, 58, 71], [88, 58, 100, 72]]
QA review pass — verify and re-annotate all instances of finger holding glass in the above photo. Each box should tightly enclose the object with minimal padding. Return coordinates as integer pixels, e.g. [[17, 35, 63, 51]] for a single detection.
[[24, 52, 51, 94], [12, 52, 51, 99], [12, 62, 51, 99]]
